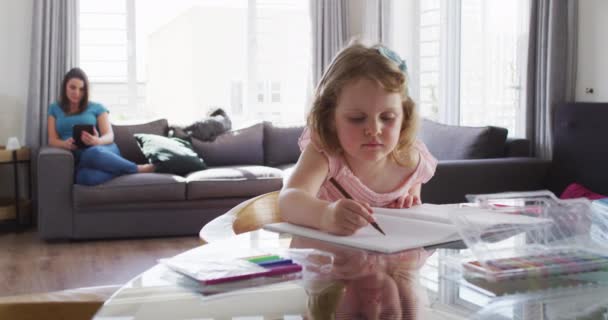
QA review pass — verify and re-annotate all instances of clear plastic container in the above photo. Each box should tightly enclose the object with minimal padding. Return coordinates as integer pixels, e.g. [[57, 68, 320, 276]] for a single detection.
[[450, 190, 608, 281]]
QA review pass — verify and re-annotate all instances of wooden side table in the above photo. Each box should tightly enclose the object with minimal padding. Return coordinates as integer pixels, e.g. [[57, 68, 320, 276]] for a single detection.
[[0, 147, 32, 232]]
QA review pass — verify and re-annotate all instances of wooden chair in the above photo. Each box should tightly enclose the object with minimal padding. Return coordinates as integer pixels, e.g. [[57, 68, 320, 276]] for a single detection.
[[0, 285, 118, 320], [199, 191, 282, 243]]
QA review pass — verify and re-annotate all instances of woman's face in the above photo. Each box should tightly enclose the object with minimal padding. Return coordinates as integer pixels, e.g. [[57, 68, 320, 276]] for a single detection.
[[66, 78, 85, 107]]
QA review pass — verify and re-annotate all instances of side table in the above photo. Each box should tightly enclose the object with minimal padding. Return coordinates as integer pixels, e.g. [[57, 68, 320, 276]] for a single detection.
[[0, 146, 32, 232]]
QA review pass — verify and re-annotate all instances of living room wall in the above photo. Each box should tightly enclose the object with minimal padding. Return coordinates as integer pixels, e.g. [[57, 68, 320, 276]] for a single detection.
[[576, 0, 608, 101], [0, 0, 32, 196], [0, 0, 32, 146]]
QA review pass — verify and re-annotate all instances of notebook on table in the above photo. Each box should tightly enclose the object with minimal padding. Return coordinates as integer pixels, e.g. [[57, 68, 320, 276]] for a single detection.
[[264, 204, 551, 254]]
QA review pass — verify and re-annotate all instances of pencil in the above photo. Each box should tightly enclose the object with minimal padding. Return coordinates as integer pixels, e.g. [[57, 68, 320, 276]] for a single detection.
[[329, 177, 386, 236]]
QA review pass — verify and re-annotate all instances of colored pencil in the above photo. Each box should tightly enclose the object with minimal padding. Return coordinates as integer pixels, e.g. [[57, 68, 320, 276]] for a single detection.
[[329, 177, 386, 235]]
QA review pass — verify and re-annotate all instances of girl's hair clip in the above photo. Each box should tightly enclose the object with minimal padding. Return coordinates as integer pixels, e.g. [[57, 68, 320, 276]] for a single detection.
[[377, 46, 407, 74]]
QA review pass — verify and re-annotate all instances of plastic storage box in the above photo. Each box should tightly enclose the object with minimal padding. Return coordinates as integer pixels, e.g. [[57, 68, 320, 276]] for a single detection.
[[450, 191, 608, 281]]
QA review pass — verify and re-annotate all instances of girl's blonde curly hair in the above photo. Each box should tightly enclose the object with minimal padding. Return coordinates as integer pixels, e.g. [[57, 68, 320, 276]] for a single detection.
[[307, 42, 419, 167]]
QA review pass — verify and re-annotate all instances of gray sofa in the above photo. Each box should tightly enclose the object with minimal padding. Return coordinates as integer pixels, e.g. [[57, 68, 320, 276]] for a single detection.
[[38, 118, 548, 240], [418, 119, 550, 203]]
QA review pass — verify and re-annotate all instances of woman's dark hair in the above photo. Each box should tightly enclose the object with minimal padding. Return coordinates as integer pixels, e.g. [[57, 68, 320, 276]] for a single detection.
[[59, 67, 89, 114]]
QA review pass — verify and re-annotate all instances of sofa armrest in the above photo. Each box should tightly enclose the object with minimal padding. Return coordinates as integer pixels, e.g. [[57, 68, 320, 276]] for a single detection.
[[505, 138, 531, 157], [422, 158, 551, 204], [38, 146, 75, 240]]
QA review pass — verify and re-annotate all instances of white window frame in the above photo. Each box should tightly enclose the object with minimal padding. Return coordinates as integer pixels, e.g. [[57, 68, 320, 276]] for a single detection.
[[126, 0, 137, 114], [439, 0, 461, 125], [81, 0, 310, 125], [415, 0, 527, 136]]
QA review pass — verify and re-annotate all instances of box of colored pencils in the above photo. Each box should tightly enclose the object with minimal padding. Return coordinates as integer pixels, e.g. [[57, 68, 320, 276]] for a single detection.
[[463, 249, 608, 282], [162, 253, 302, 286]]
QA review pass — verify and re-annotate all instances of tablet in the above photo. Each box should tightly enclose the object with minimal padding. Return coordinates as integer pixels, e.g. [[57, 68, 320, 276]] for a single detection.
[[72, 124, 95, 148]]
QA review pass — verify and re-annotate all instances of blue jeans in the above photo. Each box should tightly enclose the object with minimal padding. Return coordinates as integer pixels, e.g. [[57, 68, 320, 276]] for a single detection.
[[75, 144, 137, 186]]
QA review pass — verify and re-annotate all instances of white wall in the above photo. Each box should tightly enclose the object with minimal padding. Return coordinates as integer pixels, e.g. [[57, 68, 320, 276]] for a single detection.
[[0, 0, 32, 145], [0, 0, 32, 197], [576, 0, 608, 102]]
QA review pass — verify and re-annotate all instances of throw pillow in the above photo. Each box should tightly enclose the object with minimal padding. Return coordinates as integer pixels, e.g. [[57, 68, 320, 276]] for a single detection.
[[190, 123, 265, 166], [113, 119, 169, 164], [134, 133, 206, 176], [560, 182, 607, 200], [263, 122, 305, 166], [418, 119, 508, 160]]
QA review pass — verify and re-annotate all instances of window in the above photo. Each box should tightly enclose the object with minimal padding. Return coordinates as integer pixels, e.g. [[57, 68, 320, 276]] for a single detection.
[[79, 0, 311, 126], [415, 0, 529, 137]]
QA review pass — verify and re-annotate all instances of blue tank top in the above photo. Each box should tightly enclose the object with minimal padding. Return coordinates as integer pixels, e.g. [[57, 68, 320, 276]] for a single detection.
[[48, 102, 109, 140]]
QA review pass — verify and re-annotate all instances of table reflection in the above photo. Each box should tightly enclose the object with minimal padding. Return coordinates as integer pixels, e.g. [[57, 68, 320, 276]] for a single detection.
[[291, 236, 432, 320]]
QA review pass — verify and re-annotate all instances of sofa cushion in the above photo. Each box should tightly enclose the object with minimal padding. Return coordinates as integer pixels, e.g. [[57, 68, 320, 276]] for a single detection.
[[263, 122, 305, 166], [186, 165, 283, 199], [418, 119, 508, 160], [74, 173, 186, 207], [191, 123, 264, 166], [112, 119, 169, 164], [277, 163, 296, 185], [134, 133, 206, 176]]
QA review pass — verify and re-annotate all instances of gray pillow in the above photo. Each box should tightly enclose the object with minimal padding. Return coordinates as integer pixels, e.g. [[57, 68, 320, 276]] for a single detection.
[[263, 122, 305, 166], [418, 119, 508, 160], [112, 119, 168, 164], [191, 123, 264, 166]]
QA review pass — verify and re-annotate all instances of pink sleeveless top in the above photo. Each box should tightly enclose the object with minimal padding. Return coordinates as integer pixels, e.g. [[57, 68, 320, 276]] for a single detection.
[[299, 128, 437, 208]]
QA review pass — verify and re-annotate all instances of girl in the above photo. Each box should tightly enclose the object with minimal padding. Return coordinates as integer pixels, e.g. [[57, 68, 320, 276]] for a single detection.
[[47, 67, 155, 186], [279, 43, 437, 236]]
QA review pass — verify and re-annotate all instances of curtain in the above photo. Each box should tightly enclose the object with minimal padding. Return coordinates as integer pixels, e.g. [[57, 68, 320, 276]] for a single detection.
[[525, 0, 577, 159], [363, 0, 392, 46], [25, 0, 78, 220], [26, 0, 79, 151], [310, 0, 349, 85]]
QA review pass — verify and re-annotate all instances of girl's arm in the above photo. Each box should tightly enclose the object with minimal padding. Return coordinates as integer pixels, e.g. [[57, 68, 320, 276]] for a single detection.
[[279, 144, 332, 229], [81, 112, 114, 146], [47, 116, 76, 150], [279, 144, 373, 235]]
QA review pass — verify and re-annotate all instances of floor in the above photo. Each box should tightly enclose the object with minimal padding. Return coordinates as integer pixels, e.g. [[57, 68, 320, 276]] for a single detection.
[[0, 228, 201, 297]]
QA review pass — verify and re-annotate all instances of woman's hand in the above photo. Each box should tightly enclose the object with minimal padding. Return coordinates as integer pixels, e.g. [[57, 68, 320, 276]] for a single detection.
[[81, 127, 101, 146], [321, 199, 374, 236], [62, 138, 77, 151]]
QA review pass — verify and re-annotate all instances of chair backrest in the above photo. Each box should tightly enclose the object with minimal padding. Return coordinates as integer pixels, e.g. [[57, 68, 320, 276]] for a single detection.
[[232, 191, 281, 234], [199, 191, 281, 243]]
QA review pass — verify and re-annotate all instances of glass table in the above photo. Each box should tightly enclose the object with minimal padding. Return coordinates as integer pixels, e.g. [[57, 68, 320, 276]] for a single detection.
[[93, 229, 608, 320]]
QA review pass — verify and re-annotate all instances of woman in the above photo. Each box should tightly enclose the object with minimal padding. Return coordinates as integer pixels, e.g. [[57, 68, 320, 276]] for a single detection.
[[47, 67, 154, 185]]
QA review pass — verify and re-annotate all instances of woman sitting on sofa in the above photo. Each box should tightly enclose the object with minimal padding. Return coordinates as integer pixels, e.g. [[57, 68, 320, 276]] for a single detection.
[[47, 67, 155, 186]]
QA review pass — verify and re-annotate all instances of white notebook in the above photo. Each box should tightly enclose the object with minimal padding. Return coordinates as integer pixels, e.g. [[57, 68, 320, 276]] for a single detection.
[[263, 204, 550, 254]]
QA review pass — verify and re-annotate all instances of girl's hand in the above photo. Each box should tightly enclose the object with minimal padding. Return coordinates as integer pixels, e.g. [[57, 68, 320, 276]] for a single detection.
[[81, 127, 100, 146], [63, 138, 77, 151], [321, 199, 374, 236], [388, 194, 421, 208]]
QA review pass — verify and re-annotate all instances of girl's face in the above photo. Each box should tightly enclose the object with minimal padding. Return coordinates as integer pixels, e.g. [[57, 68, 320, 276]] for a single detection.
[[66, 78, 85, 107], [336, 272, 403, 319], [334, 78, 403, 165]]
